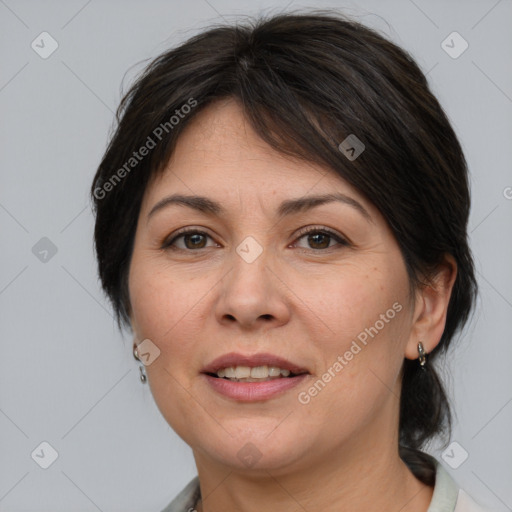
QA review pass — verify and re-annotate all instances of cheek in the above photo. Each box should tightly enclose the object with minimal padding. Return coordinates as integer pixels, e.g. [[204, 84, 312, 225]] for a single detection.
[[128, 255, 217, 386], [313, 260, 408, 344], [303, 260, 410, 411], [129, 253, 205, 338]]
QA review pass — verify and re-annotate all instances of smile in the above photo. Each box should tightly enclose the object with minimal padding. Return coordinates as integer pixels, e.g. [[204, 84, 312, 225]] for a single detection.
[[214, 365, 302, 381], [201, 353, 310, 401]]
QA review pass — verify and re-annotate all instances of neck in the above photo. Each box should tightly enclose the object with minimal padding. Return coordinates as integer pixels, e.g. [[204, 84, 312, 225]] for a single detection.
[[193, 438, 434, 512]]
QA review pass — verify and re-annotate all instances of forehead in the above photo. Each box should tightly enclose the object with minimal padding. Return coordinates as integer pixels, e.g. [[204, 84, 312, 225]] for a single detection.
[[141, 98, 373, 216]]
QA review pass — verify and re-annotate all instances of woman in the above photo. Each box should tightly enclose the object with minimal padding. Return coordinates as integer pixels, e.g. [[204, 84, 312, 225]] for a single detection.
[[91, 11, 487, 512]]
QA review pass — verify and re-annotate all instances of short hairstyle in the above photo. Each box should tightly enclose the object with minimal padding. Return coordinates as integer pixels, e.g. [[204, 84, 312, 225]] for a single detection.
[[90, 11, 478, 482]]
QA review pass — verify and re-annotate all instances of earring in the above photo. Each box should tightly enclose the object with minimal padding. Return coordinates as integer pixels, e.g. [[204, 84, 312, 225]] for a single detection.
[[133, 345, 147, 384], [417, 341, 427, 370]]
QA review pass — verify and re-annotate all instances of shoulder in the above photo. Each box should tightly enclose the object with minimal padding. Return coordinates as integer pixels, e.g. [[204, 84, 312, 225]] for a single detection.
[[160, 476, 200, 512], [430, 459, 491, 512], [454, 489, 490, 512]]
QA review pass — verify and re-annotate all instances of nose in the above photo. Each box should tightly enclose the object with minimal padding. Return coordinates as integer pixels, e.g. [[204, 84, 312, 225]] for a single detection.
[[214, 244, 291, 331]]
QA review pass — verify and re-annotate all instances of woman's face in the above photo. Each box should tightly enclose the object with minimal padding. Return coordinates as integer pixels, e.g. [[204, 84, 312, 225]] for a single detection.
[[128, 98, 420, 474]]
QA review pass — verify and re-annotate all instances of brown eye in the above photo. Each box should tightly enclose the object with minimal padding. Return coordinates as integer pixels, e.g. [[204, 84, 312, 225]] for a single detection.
[[293, 227, 350, 251], [181, 233, 208, 249], [162, 229, 215, 250], [306, 232, 331, 249]]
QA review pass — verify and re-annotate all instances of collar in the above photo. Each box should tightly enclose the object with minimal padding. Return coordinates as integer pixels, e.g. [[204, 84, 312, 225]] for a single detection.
[[427, 459, 459, 511]]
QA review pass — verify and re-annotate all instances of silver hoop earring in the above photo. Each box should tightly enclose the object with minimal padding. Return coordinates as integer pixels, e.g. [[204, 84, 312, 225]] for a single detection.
[[133, 345, 147, 384], [417, 341, 427, 370]]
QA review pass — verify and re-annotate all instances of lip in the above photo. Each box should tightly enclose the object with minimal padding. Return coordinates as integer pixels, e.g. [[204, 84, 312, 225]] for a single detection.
[[202, 373, 309, 402], [201, 352, 309, 374], [201, 352, 310, 402]]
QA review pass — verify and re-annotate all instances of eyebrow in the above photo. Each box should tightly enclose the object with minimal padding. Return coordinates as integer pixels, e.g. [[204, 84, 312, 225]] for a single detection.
[[147, 192, 373, 224]]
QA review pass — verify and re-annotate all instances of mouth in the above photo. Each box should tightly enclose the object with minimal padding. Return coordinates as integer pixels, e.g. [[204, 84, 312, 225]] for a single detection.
[[202, 352, 309, 380], [205, 364, 308, 382], [201, 353, 310, 401]]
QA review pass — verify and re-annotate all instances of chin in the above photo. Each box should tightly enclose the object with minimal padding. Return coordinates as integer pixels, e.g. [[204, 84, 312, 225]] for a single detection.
[[192, 424, 313, 473]]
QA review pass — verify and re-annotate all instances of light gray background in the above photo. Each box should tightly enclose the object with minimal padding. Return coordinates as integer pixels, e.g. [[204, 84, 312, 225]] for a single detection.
[[1, 0, 511, 511]]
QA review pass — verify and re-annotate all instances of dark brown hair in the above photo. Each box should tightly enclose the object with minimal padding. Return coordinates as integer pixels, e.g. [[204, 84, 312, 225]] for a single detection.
[[90, 10, 477, 483]]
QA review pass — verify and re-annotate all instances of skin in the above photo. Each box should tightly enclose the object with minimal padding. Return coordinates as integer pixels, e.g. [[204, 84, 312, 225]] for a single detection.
[[128, 97, 457, 512]]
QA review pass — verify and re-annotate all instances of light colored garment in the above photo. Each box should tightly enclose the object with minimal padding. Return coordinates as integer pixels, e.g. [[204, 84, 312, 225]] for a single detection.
[[160, 458, 489, 512]]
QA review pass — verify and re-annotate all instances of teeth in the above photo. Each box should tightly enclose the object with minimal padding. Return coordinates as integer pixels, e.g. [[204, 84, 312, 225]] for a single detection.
[[224, 367, 236, 378], [235, 366, 251, 379], [268, 366, 281, 377], [214, 365, 296, 380], [251, 366, 268, 378]]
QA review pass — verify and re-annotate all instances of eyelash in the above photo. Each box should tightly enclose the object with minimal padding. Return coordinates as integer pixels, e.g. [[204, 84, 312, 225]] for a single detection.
[[161, 226, 350, 252]]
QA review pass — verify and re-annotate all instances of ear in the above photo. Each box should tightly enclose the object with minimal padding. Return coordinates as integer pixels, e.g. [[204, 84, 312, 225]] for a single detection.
[[404, 254, 457, 360]]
